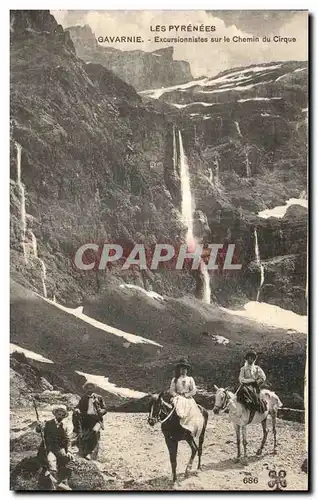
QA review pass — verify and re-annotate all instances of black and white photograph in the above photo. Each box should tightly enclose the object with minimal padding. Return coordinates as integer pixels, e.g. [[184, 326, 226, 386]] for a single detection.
[[9, 9, 308, 491]]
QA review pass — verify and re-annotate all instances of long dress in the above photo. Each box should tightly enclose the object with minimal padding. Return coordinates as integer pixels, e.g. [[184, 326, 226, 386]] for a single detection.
[[169, 375, 203, 438], [237, 362, 267, 413]]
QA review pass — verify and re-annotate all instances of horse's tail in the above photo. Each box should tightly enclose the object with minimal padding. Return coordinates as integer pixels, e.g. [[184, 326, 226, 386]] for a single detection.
[[261, 389, 283, 411], [199, 405, 208, 419], [197, 406, 208, 463], [197, 405, 209, 429]]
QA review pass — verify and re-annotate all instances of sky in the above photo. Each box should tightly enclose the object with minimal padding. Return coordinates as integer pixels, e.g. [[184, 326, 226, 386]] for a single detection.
[[51, 10, 308, 78]]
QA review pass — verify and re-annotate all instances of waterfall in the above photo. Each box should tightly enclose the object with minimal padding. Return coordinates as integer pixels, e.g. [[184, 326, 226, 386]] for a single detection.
[[16, 143, 27, 259], [30, 231, 38, 258], [30, 228, 48, 298], [172, 125, 178, 175], [254, 228, 265, 302], [245, 150, 251, 178], [40, 260, 48, 298], [178, 130, 194, 246], [14, 142, 48, 298], [208, 167, 214, 186], [213, 156, 220, 186], [235, 121, 243, 137], [177, 130, 210, 304], [16, 142, 22, 184], [200, 261, 211, 304]]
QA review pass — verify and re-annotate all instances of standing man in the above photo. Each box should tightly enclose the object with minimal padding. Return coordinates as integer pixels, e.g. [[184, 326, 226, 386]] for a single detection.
[[237, 350, 267, 421], [73, 382, 107, 460], [36, 404, 73, 490]]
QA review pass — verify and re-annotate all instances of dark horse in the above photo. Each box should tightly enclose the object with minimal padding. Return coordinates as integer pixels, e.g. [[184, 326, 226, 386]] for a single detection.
[[148, 392, 208, 483]]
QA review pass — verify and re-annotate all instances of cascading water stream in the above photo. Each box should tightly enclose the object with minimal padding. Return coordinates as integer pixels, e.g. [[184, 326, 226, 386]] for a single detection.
[[200, 261, 211, 304], [40, 260, 48, 298], [30, 231, 38, 258], [16, 143, 27, 259], [213, 156, 220, 186], [177, 130, 211, 304], [245, 150, 251, 178], [207, 167, 214, 187], [15, 142, 48, 298], [178, 130, 194, 247], [172, 125, 178, 176], [235, 120, 243, 137], [254, 228, 265, 302]]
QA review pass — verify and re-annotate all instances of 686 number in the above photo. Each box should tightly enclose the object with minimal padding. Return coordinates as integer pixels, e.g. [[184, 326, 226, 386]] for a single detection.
[[243, 477, 258, 484]]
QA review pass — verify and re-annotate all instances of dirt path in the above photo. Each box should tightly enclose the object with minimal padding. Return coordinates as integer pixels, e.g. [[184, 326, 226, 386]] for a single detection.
[[97, 412, 307, 491], [11, 410, 307, 491]]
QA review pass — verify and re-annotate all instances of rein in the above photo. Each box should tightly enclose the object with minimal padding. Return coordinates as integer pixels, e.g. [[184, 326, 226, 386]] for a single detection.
[[160, 407, 175, 424], [150, 397, 175, 425]]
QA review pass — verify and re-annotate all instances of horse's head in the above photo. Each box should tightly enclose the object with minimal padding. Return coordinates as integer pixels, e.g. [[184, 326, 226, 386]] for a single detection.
[[213, 385, 230, 414], [147, 392, 164, 426]]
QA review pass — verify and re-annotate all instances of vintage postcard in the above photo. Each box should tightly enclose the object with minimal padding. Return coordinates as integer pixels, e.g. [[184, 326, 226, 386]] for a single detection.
[[10, 10, 308, 491]]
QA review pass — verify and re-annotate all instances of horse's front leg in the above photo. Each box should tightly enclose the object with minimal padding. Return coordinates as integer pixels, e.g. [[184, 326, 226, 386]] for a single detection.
[[271, 410, 278, 454], [240, 426, 249, 465], [256, 417, 269, 456], [185, 437, 198, 478], [234, 425, 241, 462], [197, 414, 208, 471], [165, 436, 178, 483]]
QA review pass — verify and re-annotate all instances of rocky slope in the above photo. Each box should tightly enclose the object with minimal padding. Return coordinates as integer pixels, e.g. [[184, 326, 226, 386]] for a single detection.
[[10, 10, 189, 305], [66, 25, 193, 91], [10, 12, 308, 491], [10, 332, 307, 490], [141, 61, 308, 312], [11, 280, 306, 409], [10, 9, 307, 413], [10, 10, 308, 315]]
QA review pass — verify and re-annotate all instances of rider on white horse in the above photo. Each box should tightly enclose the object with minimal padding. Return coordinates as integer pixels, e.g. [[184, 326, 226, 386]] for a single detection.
[[237, 351, 267, 421]]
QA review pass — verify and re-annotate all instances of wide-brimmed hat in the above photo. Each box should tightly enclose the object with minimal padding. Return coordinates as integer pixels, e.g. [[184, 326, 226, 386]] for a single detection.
[[245, 350, 257, 361], [52, 404, 68, 417], [175, 358, 191, 370], [83, 382, 96, 390]]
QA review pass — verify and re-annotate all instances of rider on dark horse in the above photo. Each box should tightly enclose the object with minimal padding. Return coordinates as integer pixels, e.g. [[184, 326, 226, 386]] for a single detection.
[[147, 358, 208, 482], [237, 351, 267, 421], [169, 359, 203, 437]]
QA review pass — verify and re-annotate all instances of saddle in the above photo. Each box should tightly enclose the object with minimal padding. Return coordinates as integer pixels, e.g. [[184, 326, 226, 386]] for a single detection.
[[247, 399, 268, 424]]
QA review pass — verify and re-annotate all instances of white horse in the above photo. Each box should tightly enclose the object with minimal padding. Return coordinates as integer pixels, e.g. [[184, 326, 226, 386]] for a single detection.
[[213, 385, 283, 464]]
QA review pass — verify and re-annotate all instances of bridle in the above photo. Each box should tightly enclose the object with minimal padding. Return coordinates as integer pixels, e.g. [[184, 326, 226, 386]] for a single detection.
[[215, 389, 231, 412], [149, 396, 175, 425]]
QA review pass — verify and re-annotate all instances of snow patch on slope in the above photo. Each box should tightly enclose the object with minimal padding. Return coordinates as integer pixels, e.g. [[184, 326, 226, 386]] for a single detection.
[[44, 297, 162, 346], [119, 284, 165, 302], [258, 198, 308, 219], [221, 302, 307, 334], [10, 343, 54, 364], [76, 371, 147, 399]]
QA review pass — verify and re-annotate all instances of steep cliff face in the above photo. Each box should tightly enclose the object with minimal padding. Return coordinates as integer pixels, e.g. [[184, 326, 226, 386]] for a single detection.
[[10, 10, 191, 304], [10, 10, 307, 315], [66, 25, 193, 91], [142, 61, 308, 312], [10, 11, 307, 414]]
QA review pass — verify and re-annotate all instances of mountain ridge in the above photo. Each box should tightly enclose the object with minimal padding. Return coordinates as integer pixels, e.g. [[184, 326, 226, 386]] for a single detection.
[[66, 24, 193, 91]]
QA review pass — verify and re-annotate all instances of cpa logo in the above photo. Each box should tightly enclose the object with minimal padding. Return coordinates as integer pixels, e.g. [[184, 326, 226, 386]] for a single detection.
[[268, 469, 287, 490]]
